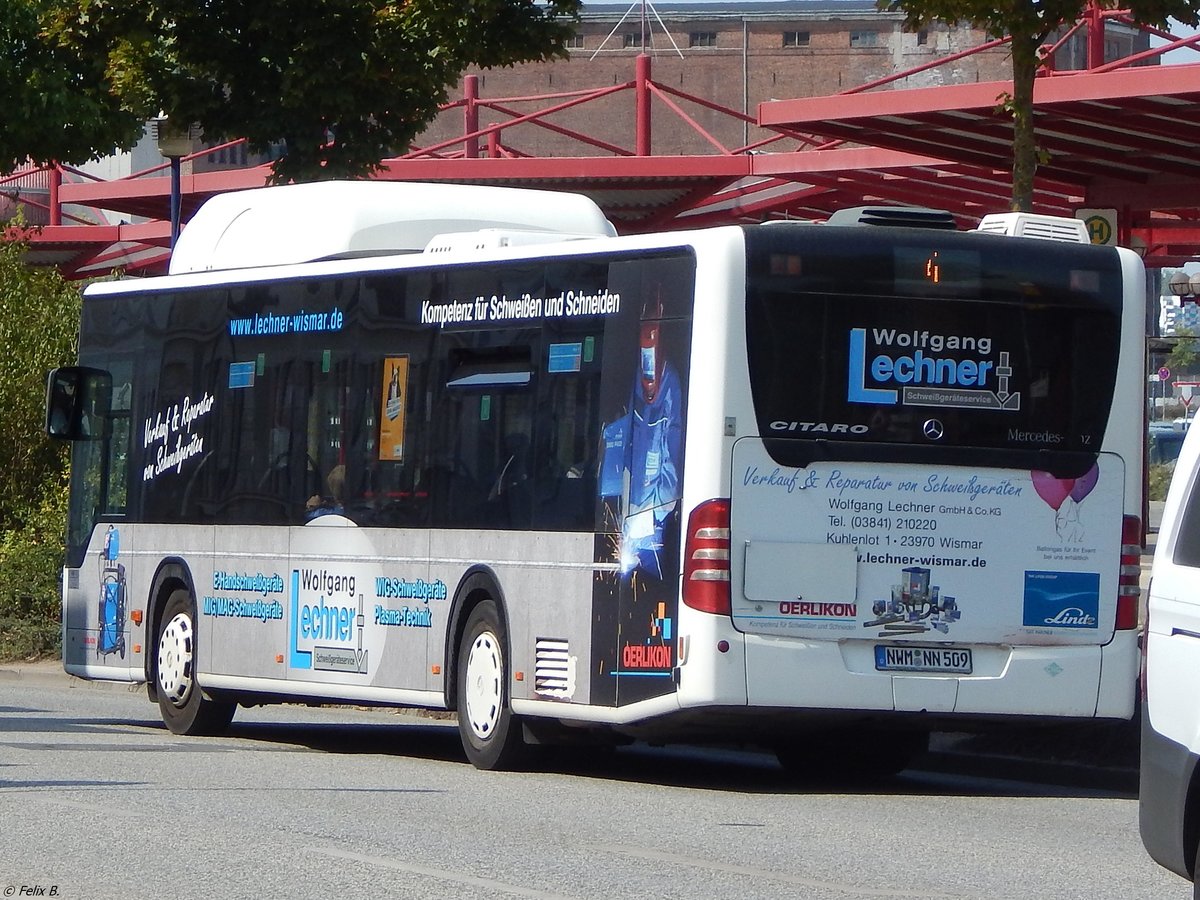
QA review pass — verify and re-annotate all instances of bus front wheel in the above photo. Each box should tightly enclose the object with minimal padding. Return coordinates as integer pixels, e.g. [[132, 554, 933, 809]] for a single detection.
[[456, 599, 528, 770], [155, 588, 235, 736]]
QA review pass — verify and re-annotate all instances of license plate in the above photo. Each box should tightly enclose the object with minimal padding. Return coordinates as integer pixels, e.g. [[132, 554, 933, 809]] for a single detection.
[[874, 645, 973, 674]]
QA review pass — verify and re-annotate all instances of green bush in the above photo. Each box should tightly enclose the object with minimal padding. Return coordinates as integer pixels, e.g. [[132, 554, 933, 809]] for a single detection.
[[1149, 462, 1175, 503], [0, 238, 80, 661], [0, 477, 67, 659]]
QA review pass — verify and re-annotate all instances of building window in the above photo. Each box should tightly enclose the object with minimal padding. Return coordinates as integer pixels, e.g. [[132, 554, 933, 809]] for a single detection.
[[689, 31, 717, 48], [850, 30, 880, 47], [917, 29, 929, 46], [566, 34, 584, 49], [783, 30, 810, 47], [622, 32, 639, 48], [206, 143, 248, 167]]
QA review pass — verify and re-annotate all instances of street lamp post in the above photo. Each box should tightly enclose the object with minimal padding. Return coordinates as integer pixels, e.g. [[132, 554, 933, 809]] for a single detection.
[[153, 116, 199, 248], [168, 154, 182, 247]]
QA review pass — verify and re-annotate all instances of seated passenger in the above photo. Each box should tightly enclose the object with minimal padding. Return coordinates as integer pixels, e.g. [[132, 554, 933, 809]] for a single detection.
[[305, 464, 345, 520]]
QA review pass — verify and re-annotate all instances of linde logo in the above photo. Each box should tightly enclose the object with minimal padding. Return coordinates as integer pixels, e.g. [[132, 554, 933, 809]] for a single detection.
[[846, 327, 1020, 412], [1044, 607, 1098, 628]]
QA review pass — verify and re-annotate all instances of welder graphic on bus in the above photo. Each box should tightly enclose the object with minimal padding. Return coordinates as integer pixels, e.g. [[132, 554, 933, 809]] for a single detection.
[[97, 525, 126, 658], [600, 297, 683, 580]]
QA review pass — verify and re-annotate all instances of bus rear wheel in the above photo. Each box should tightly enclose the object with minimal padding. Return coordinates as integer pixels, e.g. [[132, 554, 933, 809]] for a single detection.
[[456, 600, 528, 770], [155, 588, 235, 736]]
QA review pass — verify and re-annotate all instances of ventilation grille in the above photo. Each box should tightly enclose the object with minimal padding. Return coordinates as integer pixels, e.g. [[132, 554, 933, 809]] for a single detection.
[[424, 229, 598, 255], [825, 206, 957, 230], [976, 213, 1090, 244], [534, 638, 574, 699]]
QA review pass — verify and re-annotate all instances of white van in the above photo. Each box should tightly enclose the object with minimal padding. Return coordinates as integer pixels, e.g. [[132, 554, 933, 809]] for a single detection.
[[1141, 420, 1200, 893]]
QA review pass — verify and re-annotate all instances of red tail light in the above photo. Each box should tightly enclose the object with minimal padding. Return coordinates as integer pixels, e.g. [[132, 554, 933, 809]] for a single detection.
[[1116, 514, 1142, 630], [682, 498, 731, 615]]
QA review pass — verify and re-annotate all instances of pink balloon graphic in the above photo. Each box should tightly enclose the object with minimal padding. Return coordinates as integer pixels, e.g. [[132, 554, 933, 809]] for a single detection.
[[1031, 470, 1073, 511], [1069, 464, 1099, 503]]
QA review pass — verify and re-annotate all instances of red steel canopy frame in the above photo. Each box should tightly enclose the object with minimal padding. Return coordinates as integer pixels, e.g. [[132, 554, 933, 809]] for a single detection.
[[761, 60, 1200, 267], [6, 6, 1200, 277]]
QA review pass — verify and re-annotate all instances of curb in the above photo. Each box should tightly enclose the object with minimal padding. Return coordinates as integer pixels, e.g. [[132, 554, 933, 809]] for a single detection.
[[0, 661, 135, 692]]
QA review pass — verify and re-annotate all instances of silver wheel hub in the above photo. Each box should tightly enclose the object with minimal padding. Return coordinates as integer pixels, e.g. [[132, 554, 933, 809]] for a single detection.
[[158, 611, 195, 708], [463, 631, 503, 741]]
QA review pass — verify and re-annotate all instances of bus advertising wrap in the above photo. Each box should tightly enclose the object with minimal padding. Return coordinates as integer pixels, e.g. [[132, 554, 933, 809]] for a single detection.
[[730, 439, 1124, 646]]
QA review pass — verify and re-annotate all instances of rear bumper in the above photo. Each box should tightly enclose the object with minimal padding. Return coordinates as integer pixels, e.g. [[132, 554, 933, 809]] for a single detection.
[[740, 630, 1138, 718], [1140, 711, 1198, 881]]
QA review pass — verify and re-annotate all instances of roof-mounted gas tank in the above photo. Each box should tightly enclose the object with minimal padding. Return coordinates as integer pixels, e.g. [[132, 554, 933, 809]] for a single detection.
[[825, 205, 1092, 244], [168, 180, 617, 274]]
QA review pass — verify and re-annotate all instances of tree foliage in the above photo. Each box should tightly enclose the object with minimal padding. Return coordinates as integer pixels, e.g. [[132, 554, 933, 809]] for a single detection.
[[882, 0, 1200, 211], [41, 0, 582, 182], [1168, 326, 1200, 375], [1, 0, 144, 171], [0, 239, 80, 523], [0, 238, 81, 659]]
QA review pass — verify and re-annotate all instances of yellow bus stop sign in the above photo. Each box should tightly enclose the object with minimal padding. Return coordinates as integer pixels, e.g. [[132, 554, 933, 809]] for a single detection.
[[1076, 208, 1116, 245]]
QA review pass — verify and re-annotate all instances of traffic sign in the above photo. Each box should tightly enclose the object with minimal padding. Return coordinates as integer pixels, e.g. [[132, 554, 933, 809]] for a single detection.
[[1076, 208, 1117, 246]]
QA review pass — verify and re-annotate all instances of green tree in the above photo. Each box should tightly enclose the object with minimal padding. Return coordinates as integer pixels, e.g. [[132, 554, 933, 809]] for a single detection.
[[1168, 326, 1200, 375], [42, 0, 582, 182], [882, 0, 1200, 211], [0, 237, 81, 659], [1, 0, 144, 171]]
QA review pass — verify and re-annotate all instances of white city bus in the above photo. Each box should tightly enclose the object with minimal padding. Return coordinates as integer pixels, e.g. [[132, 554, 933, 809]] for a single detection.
[[46, 182, 1146, 774]]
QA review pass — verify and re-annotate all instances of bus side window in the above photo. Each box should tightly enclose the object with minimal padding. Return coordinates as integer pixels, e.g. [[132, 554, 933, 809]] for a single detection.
[[488, 432, 532, 527], [46, 366, 111, 441], [531, 366, 602, 532], [437, 343, 535, 528]]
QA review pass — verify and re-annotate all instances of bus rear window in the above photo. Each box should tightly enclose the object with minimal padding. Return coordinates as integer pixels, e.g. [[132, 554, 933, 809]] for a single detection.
[[744, 226, 1123, 460]]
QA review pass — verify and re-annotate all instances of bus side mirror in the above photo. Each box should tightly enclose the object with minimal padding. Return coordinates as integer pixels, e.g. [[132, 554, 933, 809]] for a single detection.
[[45, 367, 112, 441]]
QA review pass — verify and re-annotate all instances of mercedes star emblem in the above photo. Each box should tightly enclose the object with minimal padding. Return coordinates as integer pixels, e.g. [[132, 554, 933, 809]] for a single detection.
[[923, 419, 945, 441]]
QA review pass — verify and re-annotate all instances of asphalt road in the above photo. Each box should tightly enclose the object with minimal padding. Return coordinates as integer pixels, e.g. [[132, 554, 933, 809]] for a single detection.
[[0, 669, 1185, 900], [0, 508, 1169, 898]]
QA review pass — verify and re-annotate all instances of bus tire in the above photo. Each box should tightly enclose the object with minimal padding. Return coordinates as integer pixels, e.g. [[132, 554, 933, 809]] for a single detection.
[[155, 588, 235, 736], [456, 599, 528, 770]]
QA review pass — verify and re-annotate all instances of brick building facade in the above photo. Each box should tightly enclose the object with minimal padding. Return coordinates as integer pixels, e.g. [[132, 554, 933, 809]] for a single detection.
[[417, 1, 1147, 158], [414, 1, 1145, 159]]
